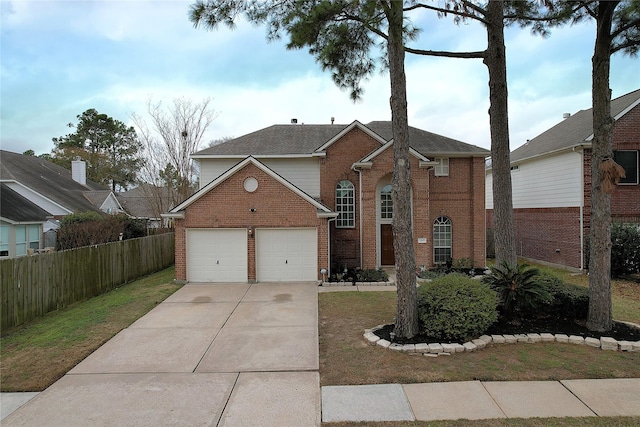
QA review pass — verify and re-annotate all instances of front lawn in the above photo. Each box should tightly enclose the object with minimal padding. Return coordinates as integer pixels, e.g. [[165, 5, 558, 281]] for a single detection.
[[0, 267, 181, 392]]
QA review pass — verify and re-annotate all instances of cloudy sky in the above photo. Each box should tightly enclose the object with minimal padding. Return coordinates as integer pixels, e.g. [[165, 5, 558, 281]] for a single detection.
[[1, 0, 638, 157]]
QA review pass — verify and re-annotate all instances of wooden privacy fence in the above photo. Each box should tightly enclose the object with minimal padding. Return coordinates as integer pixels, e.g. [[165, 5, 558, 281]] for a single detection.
[[1, 232, 175, 331]]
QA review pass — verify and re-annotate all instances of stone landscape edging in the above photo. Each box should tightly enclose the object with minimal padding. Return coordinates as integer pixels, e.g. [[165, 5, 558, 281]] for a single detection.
[[364, 321, 640, 356]]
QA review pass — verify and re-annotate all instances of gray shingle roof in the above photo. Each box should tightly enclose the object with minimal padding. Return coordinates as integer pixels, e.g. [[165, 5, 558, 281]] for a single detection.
[[365, 121, 489, 156], [0, 150, 108, 214], [117, 184, 174, 219], [0, 183, 50, 222], [511, 88, 640, 163], [194, 121, 489, 158]]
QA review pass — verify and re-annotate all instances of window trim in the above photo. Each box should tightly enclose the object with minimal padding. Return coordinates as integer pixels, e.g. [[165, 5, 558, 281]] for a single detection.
[[614, 150, 639, 185], [433, 216, 452, 264], [380, 184, 393, 220], [434, 158, 450, 176], [335, 180, 355, 228]]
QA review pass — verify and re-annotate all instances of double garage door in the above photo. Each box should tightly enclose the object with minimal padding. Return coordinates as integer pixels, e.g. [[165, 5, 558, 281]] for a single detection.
[[186, 228, 317, 282]]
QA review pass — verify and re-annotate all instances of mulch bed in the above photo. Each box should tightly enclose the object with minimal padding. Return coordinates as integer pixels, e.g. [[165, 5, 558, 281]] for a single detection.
[[376, 316, 640, 345]]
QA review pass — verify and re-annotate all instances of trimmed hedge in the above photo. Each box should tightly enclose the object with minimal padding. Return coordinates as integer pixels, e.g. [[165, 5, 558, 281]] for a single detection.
[[536, 272, 589, 319], [417, 273, 498, 342]]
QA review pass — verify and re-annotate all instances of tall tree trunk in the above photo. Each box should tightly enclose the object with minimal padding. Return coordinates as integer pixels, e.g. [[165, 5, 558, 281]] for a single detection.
[[587, 1, 618, 332], [387, 0, 418, 339], [485, 0, 517, 267]]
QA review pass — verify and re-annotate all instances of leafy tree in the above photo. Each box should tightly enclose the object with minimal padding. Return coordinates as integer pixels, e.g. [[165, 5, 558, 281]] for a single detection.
[[132, 97, 217, 209], [22, 149, 35, 156], [51, 109, 143, 191]]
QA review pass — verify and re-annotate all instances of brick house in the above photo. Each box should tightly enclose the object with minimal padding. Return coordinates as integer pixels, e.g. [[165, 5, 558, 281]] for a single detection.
[[166, 120, 489, 282], [485, 88, 640, 270]]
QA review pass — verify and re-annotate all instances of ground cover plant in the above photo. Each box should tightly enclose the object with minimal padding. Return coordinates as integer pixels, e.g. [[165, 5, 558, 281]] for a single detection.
[[0, 267, 181, 392]]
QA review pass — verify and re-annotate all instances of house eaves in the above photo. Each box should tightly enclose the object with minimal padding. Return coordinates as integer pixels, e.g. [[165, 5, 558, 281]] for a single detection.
[[169, 156, 334, 216], [1, 180, 73, 216]]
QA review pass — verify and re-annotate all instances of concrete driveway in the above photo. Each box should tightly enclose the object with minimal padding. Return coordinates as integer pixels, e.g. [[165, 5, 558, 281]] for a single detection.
[[2, 282, 321, 427]]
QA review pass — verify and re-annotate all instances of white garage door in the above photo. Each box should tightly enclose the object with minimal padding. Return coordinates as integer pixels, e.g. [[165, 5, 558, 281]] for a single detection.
[[256, 228, 317, 282], [186, 229, 247, 282]]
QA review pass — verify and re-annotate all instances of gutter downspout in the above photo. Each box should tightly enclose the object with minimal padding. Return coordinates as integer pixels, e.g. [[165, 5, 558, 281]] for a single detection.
[[357, 168, 363, 268], [578, 146, 585, 270], [327, 216, 337, 277]]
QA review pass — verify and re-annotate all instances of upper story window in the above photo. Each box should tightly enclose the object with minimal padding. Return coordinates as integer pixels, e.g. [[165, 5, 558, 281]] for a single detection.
[[335, 180, 355, 228], [380, 184, 393, 219], [435, 158, 449, 176], [614, 150, 639, 185]]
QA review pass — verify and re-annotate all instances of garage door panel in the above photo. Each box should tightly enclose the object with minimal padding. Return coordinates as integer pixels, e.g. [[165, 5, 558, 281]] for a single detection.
[[256, 228, 317, 282], [187, 229, 247, 282]]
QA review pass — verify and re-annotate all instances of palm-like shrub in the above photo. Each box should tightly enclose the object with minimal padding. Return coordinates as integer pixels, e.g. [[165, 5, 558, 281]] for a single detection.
[[481, 262, 551, 318]]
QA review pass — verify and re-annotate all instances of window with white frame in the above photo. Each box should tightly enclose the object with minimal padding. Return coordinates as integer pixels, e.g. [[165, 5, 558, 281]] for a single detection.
[[433, 216, 452, 264], [380, 184, 393, 219], [435, 158, 449, 176], [0, 225, 9, 257], [614, 150, 639, 185], [335, 180, 355, 228], [14, 225, 40, 256]]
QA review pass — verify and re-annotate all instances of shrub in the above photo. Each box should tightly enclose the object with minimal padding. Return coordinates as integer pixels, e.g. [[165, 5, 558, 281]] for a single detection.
[[536, 272, 589, 319], [417, 273, 498, 342], [481, 262, 551, 318], [358, 268, 389, 282], [585, 223, 640, 277]]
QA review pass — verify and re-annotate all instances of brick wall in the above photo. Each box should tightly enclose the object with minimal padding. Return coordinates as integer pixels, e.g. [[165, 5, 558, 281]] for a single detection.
[[320, 127, 380, 268], [174, 162, 328, 281]]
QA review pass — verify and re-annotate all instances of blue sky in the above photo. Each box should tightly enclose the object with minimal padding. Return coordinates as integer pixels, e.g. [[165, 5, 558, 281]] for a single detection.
[[1, 0, 639, 157]]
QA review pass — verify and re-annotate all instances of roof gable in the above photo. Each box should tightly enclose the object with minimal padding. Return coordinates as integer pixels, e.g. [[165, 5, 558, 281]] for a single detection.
[[168, 156, 333, 215], [313, 120, 387, 153], [355, 140, 436, 169], [511, 88, 640, 163], [0, 150, 108, 213], [0, 183, 50, 223]]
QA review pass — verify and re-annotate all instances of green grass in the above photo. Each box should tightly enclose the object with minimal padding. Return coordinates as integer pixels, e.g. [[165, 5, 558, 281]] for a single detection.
[[325, 417, 640, 426], [1, 267, 181, 391]]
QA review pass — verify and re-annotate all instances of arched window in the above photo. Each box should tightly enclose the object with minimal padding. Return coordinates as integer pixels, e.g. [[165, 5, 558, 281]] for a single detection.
[[335, 180, 355, 228], [380, 184, 393, 219], [433, 216, 452, 264]]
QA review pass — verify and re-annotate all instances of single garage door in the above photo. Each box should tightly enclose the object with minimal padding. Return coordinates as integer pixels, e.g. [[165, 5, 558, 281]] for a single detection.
[[186, 229, 247, 282], [256, 228, 317, 282]]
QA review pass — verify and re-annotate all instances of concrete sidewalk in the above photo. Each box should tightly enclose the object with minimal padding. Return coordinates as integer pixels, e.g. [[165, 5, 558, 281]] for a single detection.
[[3, 281, 639, 425], [321, 378, 640, 423], [2, 282, 321, 427]]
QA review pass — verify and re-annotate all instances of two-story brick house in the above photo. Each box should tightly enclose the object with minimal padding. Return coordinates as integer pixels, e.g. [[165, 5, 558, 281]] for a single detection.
[[486, 88, 640, 270], [166, 120, 489, 282]]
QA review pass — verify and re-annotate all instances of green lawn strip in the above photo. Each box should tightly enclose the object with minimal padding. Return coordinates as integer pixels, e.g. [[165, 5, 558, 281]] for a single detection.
[[319, 291, 640, 387], [323, 417, 640, 426], [1, 267, 181, 392]]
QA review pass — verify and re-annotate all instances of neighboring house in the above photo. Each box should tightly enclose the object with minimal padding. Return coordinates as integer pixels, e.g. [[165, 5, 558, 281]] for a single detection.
[[485, 88, 640, 270], [117, 184, 174, 228], [165, 120, 489, 283], [0, 150, 125, 257]]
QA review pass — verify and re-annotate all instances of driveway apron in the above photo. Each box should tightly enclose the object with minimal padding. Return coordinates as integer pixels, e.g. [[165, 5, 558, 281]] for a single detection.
[[2, 282, 321, 427]]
